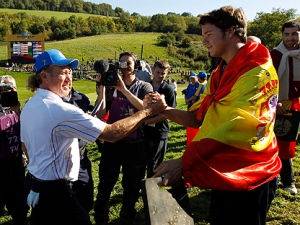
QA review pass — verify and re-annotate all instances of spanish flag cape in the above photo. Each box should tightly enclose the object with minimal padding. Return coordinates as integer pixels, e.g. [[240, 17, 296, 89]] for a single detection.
[[183, 41, 281, 191]]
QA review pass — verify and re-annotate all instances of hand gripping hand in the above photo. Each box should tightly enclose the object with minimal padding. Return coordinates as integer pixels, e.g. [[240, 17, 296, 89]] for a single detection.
[[147, 93, 167, 116], [27, 190, 40, 207]]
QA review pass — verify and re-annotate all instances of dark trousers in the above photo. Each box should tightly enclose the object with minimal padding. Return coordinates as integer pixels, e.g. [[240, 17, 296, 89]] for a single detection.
[[94, 141, 147, 223], [72, 154, 94, 213], [280, 158, 296, 187], [144, 137, 168, 178], [72, 180, 94, 213], [25, 174, 91, 225], [209, 178, 277, 225], [0, 158, 28, 225]]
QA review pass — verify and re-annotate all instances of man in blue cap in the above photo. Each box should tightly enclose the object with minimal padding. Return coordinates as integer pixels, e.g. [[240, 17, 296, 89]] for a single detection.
[[184, 72, 199, 109], [191, 71, 208, 104], [21, 49, 167, 225]]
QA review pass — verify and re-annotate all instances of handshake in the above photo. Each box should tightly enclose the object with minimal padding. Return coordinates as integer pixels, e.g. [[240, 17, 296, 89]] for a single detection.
[[143, 92, 167, 116]]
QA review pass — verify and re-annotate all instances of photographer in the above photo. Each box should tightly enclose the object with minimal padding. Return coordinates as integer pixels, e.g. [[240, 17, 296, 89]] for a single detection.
[[94, 52, 153, 225], [0, 75, 28, 225]]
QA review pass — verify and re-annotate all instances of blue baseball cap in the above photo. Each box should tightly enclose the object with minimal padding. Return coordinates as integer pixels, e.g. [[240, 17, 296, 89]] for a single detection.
[[33, 49, 79, 72], [189, 72, 197, 78], [198, 71, 207, 79]]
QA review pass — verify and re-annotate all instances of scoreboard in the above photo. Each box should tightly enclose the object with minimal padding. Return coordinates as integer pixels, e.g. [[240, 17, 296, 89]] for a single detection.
[[7, 32, 44, 64]]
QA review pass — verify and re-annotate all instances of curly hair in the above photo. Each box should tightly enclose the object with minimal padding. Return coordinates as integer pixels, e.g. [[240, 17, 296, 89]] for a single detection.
[[199, 5, 247, 43], [26, 66, 53, 92], [27, 73, 42, 92]]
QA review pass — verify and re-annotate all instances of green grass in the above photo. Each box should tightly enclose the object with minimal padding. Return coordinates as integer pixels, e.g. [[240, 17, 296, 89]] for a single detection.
[[0, 8, 105, 20], [46, 33, 172, 64], [0, 33, 177, 67]]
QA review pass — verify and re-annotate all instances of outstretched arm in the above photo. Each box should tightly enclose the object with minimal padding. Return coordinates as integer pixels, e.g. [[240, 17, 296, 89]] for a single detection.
[[144, 92, 202, 128], [99, 95, 167, 142]]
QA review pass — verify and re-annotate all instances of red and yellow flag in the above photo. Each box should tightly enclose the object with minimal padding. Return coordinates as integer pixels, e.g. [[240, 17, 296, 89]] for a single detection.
[[183, 41, 281, 191]]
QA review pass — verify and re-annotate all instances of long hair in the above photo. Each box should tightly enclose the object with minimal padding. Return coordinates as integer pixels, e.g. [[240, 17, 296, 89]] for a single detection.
[[27, 72, 42, 92]]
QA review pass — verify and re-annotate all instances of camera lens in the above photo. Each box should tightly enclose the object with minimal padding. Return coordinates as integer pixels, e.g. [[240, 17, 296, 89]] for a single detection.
[[105, 74, 114, 83]]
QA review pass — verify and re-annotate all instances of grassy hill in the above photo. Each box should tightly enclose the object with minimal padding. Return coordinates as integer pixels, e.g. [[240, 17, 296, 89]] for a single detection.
[[0, 32, 178, 66], [46, 33, 173, 64], [0, 8, 105, 19]]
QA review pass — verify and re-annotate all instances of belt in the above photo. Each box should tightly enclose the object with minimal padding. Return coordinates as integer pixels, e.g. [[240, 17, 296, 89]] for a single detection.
[[27, 172, 72, 186]]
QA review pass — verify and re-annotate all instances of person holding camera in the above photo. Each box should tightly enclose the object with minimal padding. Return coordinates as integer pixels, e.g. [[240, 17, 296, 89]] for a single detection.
[[0, 75, 28, 225], [21, 49, 166, 225], [94, 52, 153, 225]]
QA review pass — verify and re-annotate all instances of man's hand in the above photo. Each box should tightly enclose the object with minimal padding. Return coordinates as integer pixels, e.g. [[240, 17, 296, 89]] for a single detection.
[[143, 92, 162, 108], [146, 94, 167, 116], [153, 157, 183, 186], [114, 75, 126, 93]]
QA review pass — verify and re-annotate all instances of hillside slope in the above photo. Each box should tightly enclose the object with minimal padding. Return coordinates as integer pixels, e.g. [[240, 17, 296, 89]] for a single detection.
[[1, 33, 175, 65]]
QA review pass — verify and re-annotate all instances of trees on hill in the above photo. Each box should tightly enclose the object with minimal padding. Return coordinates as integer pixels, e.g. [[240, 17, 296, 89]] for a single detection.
[[0, 0, 117, 16], [0, 5, 298, 73]]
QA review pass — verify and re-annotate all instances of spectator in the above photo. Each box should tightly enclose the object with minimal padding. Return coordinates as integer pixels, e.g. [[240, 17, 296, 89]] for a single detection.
[[0, 75, 28, 225], [192, 71, 208, 104], [144, 60, 176, 178], [147, 6, 281, 225], [171, 79, 177, 106], [94, 52, 153, 225], [184, 73, 200, 109], [270, 19, 300, 195], [135, 60, 152, 82]]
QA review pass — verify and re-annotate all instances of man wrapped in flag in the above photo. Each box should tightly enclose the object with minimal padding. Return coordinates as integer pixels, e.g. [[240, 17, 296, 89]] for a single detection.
[[146, 5, 281, 225]]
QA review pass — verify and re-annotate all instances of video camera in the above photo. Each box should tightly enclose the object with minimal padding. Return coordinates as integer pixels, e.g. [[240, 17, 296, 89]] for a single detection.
[[102, 61, 128, 86], [0, 82, 19, 107], [94, 59, 128, 86], [94, 58, 143, 86]]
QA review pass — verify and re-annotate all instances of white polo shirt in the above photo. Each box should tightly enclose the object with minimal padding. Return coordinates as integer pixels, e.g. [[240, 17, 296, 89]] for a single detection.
[[21, 88, 106, 181]]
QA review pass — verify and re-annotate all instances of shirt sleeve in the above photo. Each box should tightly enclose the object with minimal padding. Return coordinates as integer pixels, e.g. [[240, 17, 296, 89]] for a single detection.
[[52, 104, 106, 143]]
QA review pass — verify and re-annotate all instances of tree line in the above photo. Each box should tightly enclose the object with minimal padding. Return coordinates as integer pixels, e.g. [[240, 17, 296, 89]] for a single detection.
[[0, 4, 298, 71], [0, 10, 200, 41], [0, 0, 124, 17]]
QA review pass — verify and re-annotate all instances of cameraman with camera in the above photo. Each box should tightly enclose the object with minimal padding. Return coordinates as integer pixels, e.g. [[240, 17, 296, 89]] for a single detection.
[[0, 75, 28, 225], [94, 52, 153, 225]]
